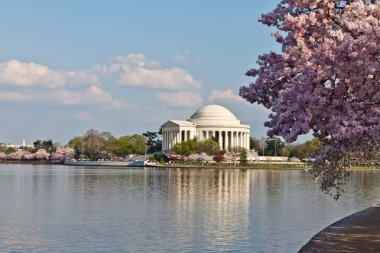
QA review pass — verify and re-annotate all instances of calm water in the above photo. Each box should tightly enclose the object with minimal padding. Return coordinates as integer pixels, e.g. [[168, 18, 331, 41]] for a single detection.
[[1, 165, 380, 252]]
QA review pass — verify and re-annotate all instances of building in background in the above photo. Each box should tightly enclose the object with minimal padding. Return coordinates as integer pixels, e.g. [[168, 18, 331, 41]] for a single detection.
[[0, 139, 33, 149], [161, 104, 250, 151]]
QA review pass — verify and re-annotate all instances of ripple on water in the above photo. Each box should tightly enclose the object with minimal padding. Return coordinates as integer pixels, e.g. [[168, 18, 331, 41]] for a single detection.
[[0, 165, 380, 252]]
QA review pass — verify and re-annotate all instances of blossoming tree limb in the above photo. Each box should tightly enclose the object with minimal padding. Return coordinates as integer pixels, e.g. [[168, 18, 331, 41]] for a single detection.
[[240, 0, 380, 199]]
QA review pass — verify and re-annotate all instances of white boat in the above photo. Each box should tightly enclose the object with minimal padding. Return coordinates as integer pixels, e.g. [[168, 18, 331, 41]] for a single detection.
[[64, 160, 147, 167]]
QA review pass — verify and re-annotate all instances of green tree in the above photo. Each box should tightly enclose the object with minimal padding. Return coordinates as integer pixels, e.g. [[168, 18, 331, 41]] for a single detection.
[[68, 136, 85, 159], [153, 152, 170, 164], [106, 137, 133, 157], [100, 131, 115, 141], [33, 139, 56, 153], [68, 136, 84, 149], [286, 144, 301, 158], [240, 149, 248, 166], [265, 137, 285, 156], [173, 139, 198, 155], [228, 146, 243, 166], [299, 138, 321, 160], [82, 129, 107, 160], [197, 139, 221, 155], [84, 135, 106, 160], [126, 134, 146, 154], [250, 137, 261, 152], [5, 147, 15, 154], [142, 131, 162, 153]]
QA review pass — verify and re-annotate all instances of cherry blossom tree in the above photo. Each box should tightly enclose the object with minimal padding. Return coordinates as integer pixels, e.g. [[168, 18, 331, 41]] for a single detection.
[[35, 149, 50, 160], [6, 150, 33, 160], [0, 152, 7, 160], [50, 147, 75, 162], [240, 0, 380, 198]]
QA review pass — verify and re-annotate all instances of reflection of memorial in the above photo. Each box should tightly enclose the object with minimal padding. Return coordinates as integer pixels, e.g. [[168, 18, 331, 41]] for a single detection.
[[168, 169, 251, 248]]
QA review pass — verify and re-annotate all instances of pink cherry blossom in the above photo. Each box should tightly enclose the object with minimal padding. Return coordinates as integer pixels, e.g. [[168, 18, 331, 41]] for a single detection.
[[240, 0, 380, 199]]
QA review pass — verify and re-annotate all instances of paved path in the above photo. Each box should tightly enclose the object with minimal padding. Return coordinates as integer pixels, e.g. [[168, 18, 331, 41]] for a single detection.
[[299, 204, 380, 253]]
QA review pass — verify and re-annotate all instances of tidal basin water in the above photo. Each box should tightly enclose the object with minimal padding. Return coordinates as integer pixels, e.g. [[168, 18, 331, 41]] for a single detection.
[[1, 165, 380, 252]]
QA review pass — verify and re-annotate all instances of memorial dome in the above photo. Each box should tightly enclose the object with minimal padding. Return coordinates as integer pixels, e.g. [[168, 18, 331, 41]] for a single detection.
[[189, 104, 240, 125]]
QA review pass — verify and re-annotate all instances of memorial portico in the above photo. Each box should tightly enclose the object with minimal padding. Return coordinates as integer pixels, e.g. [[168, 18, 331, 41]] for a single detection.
[[161, 105, 250, 151]]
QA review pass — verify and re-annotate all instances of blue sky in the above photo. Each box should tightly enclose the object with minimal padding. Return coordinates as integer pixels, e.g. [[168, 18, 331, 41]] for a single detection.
[[0, 0, 286, 145]]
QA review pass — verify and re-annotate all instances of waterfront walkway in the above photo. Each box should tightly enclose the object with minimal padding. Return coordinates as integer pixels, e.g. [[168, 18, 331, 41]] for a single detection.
[[299, 204, 380, 252]]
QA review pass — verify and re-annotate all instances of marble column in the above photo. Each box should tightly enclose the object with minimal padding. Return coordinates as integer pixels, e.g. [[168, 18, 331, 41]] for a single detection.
[[243, 132, 245, 150], [227, 131, 232, 150], [234, 131, 238, 148], [167, 131, 170, 149], [242, 132, 245, 150], [247, 132, 250, 150], [162, 132, 164, 150], [168, 131, 171, 149], [219, 131, 223, 149], [170, 131, 173, 149], [162, 132, 165, 150], [164, 132, 167, 150], [224, 131, 228, 151]]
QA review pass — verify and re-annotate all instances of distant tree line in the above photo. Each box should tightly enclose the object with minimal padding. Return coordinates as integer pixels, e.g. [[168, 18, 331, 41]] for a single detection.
[[250, 137, 321, 159], [67, 129, 162, 160], [0, 139, 73, 162], [0, 129, 162, 162], [172, 138, 223, 156], [2, 131, 379, 166]]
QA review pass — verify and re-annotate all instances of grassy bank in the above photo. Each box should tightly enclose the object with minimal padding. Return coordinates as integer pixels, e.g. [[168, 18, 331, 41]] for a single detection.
[[158, 162, 306, 170], [0, 160, 61, 165], [157, 163, 380, 170], [1, 160, 379, 170]]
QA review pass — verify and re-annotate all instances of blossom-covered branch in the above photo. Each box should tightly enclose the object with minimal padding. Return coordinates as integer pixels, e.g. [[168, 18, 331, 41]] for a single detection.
[[240, 0, 380, 198]]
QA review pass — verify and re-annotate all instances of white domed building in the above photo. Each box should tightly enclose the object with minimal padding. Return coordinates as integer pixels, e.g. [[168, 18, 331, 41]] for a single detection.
[[161, 105, 250, 151]]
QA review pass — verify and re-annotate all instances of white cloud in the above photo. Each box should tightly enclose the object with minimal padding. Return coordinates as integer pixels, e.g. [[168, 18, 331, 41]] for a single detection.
[[208, 89, 245, 103], [0, 86, 122, 109], [156, 91, 203, 108], [0, 59, 118, 108], [0, 60, 100, 88], [0, 91, 29, 101], [0, 60, 65, 88], [52, 86, 122, 108], [172, 49, 191, 63], [64, 71, 101, 87], [0, 55, 202, 110], [73, 111, 92, 122], [93, 54, 202, 90]]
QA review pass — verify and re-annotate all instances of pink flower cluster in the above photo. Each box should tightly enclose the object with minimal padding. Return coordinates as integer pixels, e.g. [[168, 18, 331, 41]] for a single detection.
[[240, 1, 380, 198]]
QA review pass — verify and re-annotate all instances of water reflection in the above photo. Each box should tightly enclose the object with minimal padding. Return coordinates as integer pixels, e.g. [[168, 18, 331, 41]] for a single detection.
[[167, 169, 251, 251], [1, 165, 380, 252]]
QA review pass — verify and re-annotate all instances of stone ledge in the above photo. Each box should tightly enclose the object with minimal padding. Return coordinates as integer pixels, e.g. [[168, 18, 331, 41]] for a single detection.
[[299, 204, 380, 253]]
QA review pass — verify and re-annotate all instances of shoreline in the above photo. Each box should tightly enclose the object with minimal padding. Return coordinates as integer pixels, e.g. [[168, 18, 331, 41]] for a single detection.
[[0, 161, 304, 170], [0, 160, 60, 165], [1, 160, 379, 171], [298, 204, 380, 253]]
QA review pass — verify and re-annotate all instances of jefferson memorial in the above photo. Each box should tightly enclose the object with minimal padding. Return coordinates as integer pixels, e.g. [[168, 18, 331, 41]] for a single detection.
[[161, 104, 251, 151]]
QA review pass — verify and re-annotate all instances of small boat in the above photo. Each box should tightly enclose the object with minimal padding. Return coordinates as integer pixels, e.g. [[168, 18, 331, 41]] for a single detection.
[[63, 160, 147, 167]]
